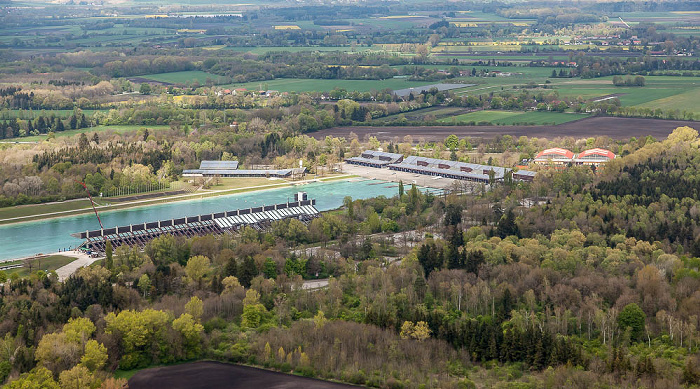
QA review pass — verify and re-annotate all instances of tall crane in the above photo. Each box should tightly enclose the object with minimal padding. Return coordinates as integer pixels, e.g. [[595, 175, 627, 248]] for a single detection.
[[76, 180, 104, 230]]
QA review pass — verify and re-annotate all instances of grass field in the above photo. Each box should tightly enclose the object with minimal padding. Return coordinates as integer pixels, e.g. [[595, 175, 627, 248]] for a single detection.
[[223, 46, 370, 54], [1, 255, 76, 277], [203, 177, 280, 191], [222, 78, 439, 93], [438, 110, 590, 125], [3, 124, 171, 142], [139, 71, 228, 85], [552, 76, 700, 113], [0, 199, 94, 222]]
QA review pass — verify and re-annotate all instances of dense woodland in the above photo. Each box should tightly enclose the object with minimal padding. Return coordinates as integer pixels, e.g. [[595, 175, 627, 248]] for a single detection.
[[0, 127, 698, 388], [0, 0, 700, 387]]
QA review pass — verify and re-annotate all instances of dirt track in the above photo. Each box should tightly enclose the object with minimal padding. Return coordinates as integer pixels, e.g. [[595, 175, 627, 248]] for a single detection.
[[311, 117, 699, 142], [128, 361, 360, 389]]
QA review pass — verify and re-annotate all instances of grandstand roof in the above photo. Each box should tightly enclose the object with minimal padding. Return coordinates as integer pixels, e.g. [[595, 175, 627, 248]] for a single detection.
[[535, 148, 575, 160], [390, 156, 510, 180], [199, 160, 239, 170], [360, 150, 403, 161]]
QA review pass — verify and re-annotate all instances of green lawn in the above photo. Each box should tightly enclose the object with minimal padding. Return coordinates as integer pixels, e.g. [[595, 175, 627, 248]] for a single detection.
[[0, 199, 95, 222], [221, 78, 439, 93], [439, 110, 590, 125], [3, 124, 171, 142], [139, 71, 228, 85], [1, 255, 77, 278]]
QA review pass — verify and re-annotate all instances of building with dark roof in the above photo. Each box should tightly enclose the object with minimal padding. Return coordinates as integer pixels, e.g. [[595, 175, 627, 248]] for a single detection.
[[387, 156, 536, 183], [183, 160, 305, 178], [345, 150, 404, 168]]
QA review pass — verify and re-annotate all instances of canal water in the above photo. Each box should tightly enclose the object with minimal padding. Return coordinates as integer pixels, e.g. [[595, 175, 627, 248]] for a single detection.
[[0, 179, 415, 261]]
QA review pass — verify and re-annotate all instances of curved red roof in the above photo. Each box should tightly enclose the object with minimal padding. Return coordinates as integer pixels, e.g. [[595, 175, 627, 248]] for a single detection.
[[578, 148, 616, 159], [535, 148, 575, 160]]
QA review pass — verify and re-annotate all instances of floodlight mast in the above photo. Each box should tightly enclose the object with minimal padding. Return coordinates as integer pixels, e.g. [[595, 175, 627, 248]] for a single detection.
[[76, 180, 104, 230]]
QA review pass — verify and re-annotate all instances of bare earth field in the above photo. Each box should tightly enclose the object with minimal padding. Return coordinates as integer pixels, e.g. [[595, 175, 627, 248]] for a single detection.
[[312, 117, 700, 141], [128, 361, 360, 389]]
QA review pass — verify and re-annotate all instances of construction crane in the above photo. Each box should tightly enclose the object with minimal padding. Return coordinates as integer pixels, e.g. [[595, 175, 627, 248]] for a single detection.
[[76, 180, 104, 230], [618, 17, 631, 28]]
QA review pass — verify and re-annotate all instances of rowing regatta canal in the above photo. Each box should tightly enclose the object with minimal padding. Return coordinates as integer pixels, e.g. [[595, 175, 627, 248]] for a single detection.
[[0, 179, 437, 261]]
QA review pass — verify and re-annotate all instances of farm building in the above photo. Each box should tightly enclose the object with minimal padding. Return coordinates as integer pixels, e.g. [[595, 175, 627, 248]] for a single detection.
[[74, 193, 318, 254], [345, 150, 404, 168], [573, 148, 616, 165], [183, 160, 305, 178], [387, 156, 536, 183]]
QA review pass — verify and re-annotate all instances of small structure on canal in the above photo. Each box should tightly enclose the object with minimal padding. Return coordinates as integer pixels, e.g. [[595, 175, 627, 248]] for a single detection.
[[73, 192, 319, 254]]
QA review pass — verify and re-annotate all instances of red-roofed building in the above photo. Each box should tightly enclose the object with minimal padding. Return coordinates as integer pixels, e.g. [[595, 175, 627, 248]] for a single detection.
[[534, 148, 575, 165], [574, 148, 616, 165]]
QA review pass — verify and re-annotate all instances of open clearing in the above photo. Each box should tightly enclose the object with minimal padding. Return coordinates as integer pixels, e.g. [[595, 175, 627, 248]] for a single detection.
[[312, 117, 700, 141], [128, 361, 359, 389], [3, 125, 171, 142], [137, 71, 228, 85], [439, 110, 590, 125]]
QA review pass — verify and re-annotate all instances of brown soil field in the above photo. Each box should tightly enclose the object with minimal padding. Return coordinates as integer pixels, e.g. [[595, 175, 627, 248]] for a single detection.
[[311, 117, 699, 142], [128, 361, 360, 389]]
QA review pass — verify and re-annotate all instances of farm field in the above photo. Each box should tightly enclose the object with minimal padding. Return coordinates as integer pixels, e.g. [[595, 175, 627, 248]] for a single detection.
[[314, 117, 700, 142], [438, 110, 590, 125], [137, 71, 228, 85], [2, 125, 171, 142], [552, 76, 700, 113], [221, 78, 439, 93], [223, 46, 372, 54]]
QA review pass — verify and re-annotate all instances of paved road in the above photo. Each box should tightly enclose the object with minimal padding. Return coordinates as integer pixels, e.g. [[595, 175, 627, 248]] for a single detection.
[[54, 251, 102, 281]]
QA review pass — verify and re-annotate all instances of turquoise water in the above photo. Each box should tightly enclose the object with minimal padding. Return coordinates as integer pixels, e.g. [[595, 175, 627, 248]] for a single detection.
[[0, 179, 405, 261]]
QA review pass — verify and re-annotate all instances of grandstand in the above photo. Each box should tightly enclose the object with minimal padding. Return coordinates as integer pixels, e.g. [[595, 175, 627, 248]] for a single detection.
[[73, 192, 318, 254], [345, 150, 404, 168], [183, 160, 305, 178], [387, 156, 536, 183]]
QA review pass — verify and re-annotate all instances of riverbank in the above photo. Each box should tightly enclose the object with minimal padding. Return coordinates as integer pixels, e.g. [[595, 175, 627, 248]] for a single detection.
[[0, 174, 356, 227]]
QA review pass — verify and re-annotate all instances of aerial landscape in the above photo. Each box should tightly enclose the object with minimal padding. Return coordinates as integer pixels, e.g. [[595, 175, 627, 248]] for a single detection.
[[0, 0, 699, 387]]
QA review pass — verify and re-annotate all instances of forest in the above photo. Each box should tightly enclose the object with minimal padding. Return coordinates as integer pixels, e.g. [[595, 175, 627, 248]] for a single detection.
[[0, 0, 699, 387], [0, 127, 698, 388]]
